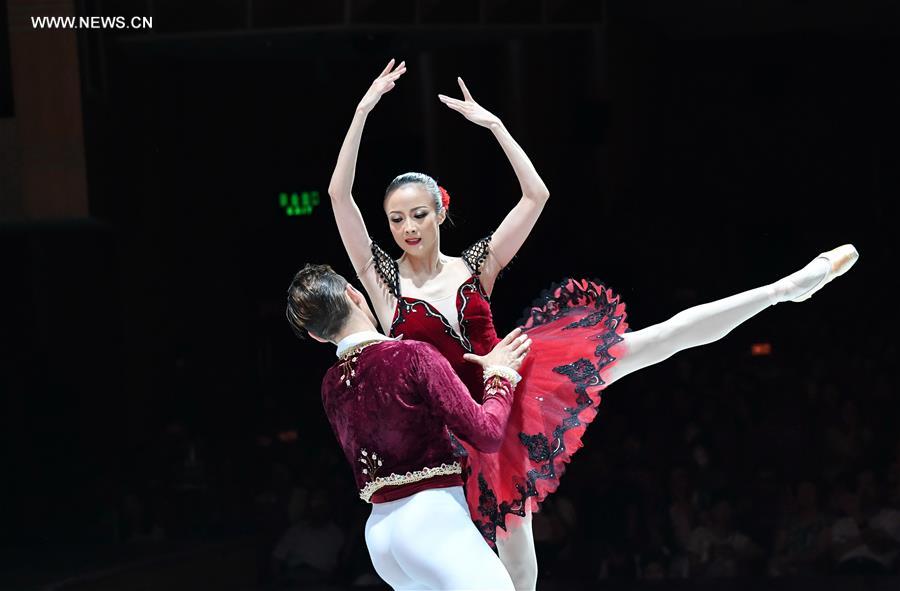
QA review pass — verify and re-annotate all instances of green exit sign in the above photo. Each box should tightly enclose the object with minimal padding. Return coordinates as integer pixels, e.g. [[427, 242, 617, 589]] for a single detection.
[[279, 191, 321, 217]]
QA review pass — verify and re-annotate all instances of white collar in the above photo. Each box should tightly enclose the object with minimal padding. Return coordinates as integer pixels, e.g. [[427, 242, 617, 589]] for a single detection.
[[335, 331, 395, 358]]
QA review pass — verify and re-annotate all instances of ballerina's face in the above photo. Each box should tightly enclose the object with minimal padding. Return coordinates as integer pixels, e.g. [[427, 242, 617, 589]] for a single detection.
[[384, 184, 446, 257]]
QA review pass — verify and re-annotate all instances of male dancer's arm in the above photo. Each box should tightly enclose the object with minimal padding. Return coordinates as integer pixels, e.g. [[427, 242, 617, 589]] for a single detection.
[[411, 342, 515, 453]]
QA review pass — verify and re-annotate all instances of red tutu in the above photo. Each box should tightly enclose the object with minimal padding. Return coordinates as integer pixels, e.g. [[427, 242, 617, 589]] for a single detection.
[[456, 278, 629, 546], [375, 235, 628, 547]]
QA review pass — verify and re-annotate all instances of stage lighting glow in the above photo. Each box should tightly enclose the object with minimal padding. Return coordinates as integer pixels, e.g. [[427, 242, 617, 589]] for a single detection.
[[279, 191, 321, 217], [278, 430, 298, 443], [751, 342, 772, 356]]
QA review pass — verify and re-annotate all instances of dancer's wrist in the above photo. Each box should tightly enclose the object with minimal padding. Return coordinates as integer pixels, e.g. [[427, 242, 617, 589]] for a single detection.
[[483, 365, 521, 387]]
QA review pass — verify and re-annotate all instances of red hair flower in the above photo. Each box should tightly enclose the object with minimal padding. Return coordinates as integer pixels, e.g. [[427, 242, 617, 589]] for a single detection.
[[438, 186, 451, 210]]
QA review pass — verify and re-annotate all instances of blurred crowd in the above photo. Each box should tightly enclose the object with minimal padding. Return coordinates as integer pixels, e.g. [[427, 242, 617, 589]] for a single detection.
[[78, 312, 898, 589]]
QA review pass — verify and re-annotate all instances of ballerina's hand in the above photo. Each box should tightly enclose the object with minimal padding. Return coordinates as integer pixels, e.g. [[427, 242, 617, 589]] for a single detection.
[[463, 327, 531, 372], [357, 59, 407, 114], [438, 77, 502, 128]]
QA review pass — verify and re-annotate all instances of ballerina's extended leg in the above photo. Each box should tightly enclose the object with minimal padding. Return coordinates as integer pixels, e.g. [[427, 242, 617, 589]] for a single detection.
[[606, 245, 858, 385]]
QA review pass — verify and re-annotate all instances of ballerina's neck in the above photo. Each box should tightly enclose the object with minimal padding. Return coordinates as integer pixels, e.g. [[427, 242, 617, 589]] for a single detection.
[[398, 250, 450, 280], [398, 253, 472, 300]]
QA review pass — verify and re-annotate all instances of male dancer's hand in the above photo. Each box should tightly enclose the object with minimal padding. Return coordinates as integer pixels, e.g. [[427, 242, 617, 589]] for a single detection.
[[357, 59, 406, 114], [463, 327, 531, 372]]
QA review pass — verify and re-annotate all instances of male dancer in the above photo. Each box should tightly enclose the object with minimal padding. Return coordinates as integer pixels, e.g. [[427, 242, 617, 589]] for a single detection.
[[286, 263, 531, 590]]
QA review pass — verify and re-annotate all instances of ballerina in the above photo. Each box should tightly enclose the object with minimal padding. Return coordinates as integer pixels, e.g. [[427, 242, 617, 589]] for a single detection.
[[286, 263, 531, 590], [327, 59, 859, 590]]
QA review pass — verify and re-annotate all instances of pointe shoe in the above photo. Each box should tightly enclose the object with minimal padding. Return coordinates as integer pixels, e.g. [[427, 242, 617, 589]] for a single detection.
[[791, 244, 859, 302]]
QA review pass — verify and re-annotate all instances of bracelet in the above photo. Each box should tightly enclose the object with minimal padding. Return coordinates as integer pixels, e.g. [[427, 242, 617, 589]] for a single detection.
[[483, 365, 522, 387]]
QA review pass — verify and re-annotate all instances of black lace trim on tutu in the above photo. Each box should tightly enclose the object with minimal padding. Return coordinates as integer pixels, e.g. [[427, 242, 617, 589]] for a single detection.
[[447, 430, 469, 459], [516, 277, 624, 333], [473, 472, 535, 543], [472, 278, 626, 545]]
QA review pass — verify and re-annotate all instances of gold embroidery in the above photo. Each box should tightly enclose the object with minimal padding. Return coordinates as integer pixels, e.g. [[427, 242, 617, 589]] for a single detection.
[[485, 375, 511, 399], [337, 339, 384, 387], [482, 365, 521, 387], [359, 462, 462, 503]]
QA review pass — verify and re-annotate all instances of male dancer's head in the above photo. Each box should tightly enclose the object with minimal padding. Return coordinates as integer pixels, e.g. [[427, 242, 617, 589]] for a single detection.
[[286, 263, 378, 343]]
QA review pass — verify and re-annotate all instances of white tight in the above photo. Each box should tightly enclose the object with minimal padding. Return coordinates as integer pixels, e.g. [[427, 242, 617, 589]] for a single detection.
[[606, 255, 828, 386], [605, 282, 774, 385], [366, 486, 515, 590], [495, 254, 831, 590]]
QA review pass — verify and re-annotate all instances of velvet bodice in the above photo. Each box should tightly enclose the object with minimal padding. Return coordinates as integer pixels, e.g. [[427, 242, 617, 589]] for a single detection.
[[389, 275, 500, 402]]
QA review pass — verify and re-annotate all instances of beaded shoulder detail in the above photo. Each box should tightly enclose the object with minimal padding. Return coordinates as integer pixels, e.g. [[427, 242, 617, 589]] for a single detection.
[[461, 234, 492, 275], [359, 461, 462, 503], [372, 235, 491, 295], [371, 240, 401, 299]]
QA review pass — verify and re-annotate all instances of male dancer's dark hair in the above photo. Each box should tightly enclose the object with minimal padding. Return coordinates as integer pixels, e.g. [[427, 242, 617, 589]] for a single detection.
[[285, 264, 351, 340]]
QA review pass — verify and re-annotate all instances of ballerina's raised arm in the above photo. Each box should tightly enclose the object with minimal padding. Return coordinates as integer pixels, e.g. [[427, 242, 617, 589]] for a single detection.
[[438, 77, 551, 295], [327, 59, 407, 328]]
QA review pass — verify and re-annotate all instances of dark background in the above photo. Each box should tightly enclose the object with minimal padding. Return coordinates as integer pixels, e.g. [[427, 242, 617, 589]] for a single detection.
[[1, 1, 898, 589]]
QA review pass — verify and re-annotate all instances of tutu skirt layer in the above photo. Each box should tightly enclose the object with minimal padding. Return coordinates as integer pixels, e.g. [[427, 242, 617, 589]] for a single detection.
[[456, 278, 629, 546]]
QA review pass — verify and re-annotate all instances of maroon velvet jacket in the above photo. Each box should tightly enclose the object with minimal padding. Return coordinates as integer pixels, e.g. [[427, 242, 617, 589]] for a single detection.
[[321, 338, 514, 503]]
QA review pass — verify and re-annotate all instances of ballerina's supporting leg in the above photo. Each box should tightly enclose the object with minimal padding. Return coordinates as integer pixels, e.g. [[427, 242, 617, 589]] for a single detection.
[[497, 509, 538, 591], [605, 247, 856, 386]]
